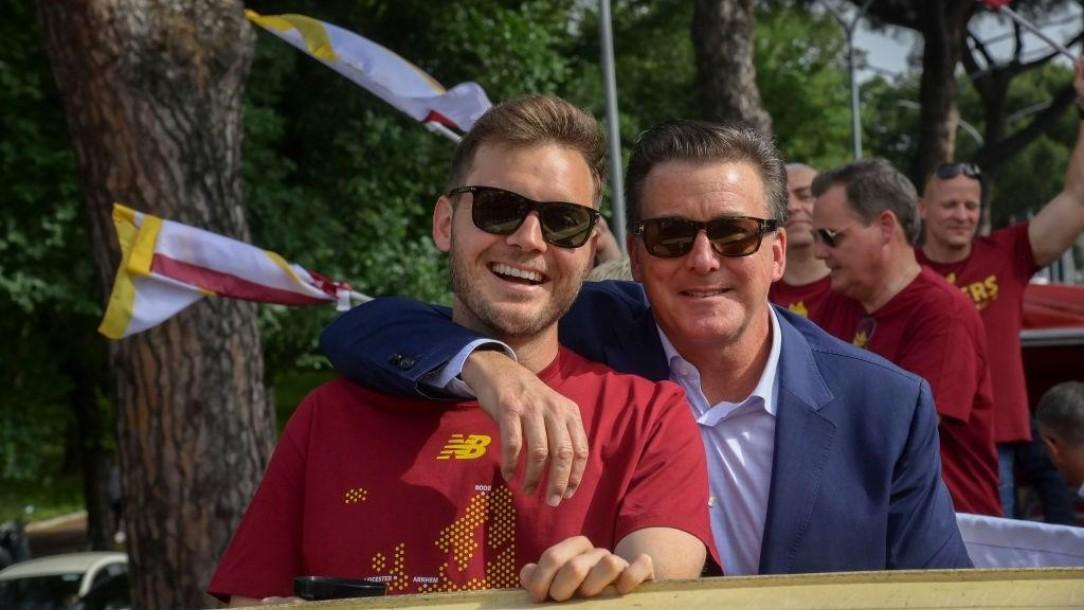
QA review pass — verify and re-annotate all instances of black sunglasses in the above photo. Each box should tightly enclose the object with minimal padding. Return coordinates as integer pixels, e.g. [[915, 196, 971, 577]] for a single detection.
[[812, 225, 857, 249], [447, 185, 600, 248], [633, 215, 779, 258], [935, 162, 981, 180]]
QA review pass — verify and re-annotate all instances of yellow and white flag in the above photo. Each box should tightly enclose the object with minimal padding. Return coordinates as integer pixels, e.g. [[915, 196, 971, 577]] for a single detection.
[[246, 10, 492, 132], [99, 204, 353, 340]]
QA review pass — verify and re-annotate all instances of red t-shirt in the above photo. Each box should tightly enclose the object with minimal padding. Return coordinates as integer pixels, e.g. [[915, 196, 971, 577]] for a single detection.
[[769, 276, 834, 320], [208, 348, 713, 600], [916, 222, 1038, 444], [819, 269, 1001, 516]]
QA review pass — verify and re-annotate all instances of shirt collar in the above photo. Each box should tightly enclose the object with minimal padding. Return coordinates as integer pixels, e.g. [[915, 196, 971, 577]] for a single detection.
[[657, 306, 783, 416]]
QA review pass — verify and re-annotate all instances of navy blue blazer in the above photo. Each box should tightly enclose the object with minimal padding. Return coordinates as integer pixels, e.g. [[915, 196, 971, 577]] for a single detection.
[[321, 281, 972, 573]]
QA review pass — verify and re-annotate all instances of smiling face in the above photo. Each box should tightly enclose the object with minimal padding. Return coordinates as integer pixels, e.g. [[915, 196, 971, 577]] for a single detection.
[[785, 165, 818, 248], [919, 175, 981, 252], [434, 142, 597, 341], [629, 160, 785, 357], [812, 184, 884, 303]]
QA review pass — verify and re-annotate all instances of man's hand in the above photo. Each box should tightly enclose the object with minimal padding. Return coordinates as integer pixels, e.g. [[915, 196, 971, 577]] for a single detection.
[[462, 351, 589, 506], [519, 536, 654, 602]]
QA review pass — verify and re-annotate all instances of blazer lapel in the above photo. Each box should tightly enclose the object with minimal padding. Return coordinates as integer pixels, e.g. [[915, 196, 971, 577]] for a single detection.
[[759, 310, 836, 574]]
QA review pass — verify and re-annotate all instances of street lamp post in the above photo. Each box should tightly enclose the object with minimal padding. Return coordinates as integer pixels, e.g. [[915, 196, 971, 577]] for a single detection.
[[823, 0, 874, 160], [599, 0, 627, 251]]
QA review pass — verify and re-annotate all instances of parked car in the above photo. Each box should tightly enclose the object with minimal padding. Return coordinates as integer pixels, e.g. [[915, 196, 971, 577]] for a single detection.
[[0, 552, 127, 610], [70, 572, 129, 610]]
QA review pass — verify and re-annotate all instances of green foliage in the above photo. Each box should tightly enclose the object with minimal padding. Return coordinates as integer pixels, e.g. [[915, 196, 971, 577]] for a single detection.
[[755, 6, 853, 167], [0, 0, 105, 484]]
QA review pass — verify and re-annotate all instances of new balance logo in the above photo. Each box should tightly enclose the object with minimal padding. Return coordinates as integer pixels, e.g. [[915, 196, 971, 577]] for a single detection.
[[437, 434, 492, 460]]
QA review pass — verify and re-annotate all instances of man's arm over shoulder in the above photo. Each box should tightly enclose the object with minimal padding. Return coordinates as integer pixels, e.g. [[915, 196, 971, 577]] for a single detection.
[[887, 379, 972, 569], [1028, 56, 1084, 267], [320, 296, 489, 398]]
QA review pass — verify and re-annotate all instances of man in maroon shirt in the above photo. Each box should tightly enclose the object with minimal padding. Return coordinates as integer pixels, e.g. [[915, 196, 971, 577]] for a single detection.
[[769, 163, 835, 320], [916, 56, 1084, 516], [209, 96, 712, 605], [810, 159, 1001, 516]]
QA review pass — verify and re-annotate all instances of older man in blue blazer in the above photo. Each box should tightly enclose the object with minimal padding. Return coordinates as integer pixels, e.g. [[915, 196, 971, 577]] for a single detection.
[[321, 121, 971, 574]]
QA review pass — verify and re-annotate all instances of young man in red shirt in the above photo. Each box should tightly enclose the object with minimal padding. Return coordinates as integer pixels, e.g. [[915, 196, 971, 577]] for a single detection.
[[915, 57, 1084, 516], [811, 159, 1001, 516], [208, 96, 713, 605], [769, 163, 837, 321]]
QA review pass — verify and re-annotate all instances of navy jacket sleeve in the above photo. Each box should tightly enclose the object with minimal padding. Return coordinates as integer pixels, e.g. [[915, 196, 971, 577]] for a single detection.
[[888, 379, 973, 568], [319, 297, 472, 399], [319, 282, 660, 398]]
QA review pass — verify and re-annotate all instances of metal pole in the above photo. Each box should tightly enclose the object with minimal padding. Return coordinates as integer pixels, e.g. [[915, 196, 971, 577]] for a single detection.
[[847, 29, 862, 159], [993, 5, 1077, 60], [599, 0, 627, 251], [823, 0, 873, 160]]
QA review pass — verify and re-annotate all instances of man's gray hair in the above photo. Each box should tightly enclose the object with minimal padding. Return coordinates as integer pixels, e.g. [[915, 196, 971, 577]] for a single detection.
[[1037, 381, 1084, 446], [625, 120, 787, 231], [810, 159, 921, 245]]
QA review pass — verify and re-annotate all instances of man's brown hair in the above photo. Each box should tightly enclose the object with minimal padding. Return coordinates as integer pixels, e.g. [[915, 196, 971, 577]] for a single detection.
[[447, 95, 607, 203]]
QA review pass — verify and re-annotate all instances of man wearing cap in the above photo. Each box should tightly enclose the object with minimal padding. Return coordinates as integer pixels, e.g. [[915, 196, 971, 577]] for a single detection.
[[915, 56, 1084, 516]]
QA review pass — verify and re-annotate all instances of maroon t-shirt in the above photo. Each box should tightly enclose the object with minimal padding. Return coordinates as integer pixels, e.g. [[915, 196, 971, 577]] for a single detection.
[[820, 268, 1001, 516], [769, 276, 834, 321], [208, 348, 714, 600], [916, 222, 1038, 444]]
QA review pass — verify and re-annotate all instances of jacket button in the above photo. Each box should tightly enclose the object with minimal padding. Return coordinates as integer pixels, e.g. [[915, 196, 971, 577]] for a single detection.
[[398, 357, 415, 370], [388, 353, 403, 365]]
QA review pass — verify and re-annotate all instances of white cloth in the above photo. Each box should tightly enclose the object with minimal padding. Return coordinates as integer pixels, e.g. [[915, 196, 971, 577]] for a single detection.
[[956, 512, 1084, 568], [658, 308, 782, 576]]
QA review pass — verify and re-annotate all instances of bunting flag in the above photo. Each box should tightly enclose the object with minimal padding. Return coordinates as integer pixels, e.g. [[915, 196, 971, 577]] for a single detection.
[[99, 204, 353, 340], [246, 10, 492, 132]]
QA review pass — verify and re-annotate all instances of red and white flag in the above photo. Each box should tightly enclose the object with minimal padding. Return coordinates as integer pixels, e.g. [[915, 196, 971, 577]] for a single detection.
[[99, 204, 356, 339], [246, 10, 492, 132]]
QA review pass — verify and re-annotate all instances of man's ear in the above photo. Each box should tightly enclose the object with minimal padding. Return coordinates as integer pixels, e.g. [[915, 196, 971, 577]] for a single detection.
[[917, 196, 929, 220], [1041, 431, 1062, 462], [878, 210, 899, 242], [771, 226, 787, 281], [433, 196, 454, 253]]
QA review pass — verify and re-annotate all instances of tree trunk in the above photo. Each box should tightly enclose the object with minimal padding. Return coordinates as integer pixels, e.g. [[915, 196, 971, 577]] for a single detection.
[[36, 2, 274, 608], [691, 0, 772, 135], [912, 1, 973, 185]]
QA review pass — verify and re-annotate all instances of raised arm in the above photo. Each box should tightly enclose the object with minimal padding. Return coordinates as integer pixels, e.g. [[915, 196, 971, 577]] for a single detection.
[[1028, 56, 1084, 267]]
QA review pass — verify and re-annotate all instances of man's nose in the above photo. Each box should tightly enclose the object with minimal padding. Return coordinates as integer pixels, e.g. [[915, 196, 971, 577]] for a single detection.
[[506, 211, 547, 251], [686, 231, 720, 273]]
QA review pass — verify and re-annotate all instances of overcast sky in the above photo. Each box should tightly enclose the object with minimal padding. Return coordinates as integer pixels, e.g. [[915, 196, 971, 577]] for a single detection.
[[853, 4, 1082, 82]]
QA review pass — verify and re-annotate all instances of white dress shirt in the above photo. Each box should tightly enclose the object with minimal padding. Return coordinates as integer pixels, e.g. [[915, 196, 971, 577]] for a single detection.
[[657, 308, 782, 575]]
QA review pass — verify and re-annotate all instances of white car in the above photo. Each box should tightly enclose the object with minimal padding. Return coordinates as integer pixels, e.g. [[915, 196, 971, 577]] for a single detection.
[[0, 552, 127, 610]]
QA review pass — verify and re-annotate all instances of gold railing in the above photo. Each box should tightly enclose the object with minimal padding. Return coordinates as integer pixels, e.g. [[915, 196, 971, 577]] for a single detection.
[[249, 567, 1084, 609]]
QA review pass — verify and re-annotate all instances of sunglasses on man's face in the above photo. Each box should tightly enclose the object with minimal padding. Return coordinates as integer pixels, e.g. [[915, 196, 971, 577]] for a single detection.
[[935, 162, 981, 180], [633, 215, 779, 258], [447, 185, 600, 248], [812, 225, 856, 249]]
